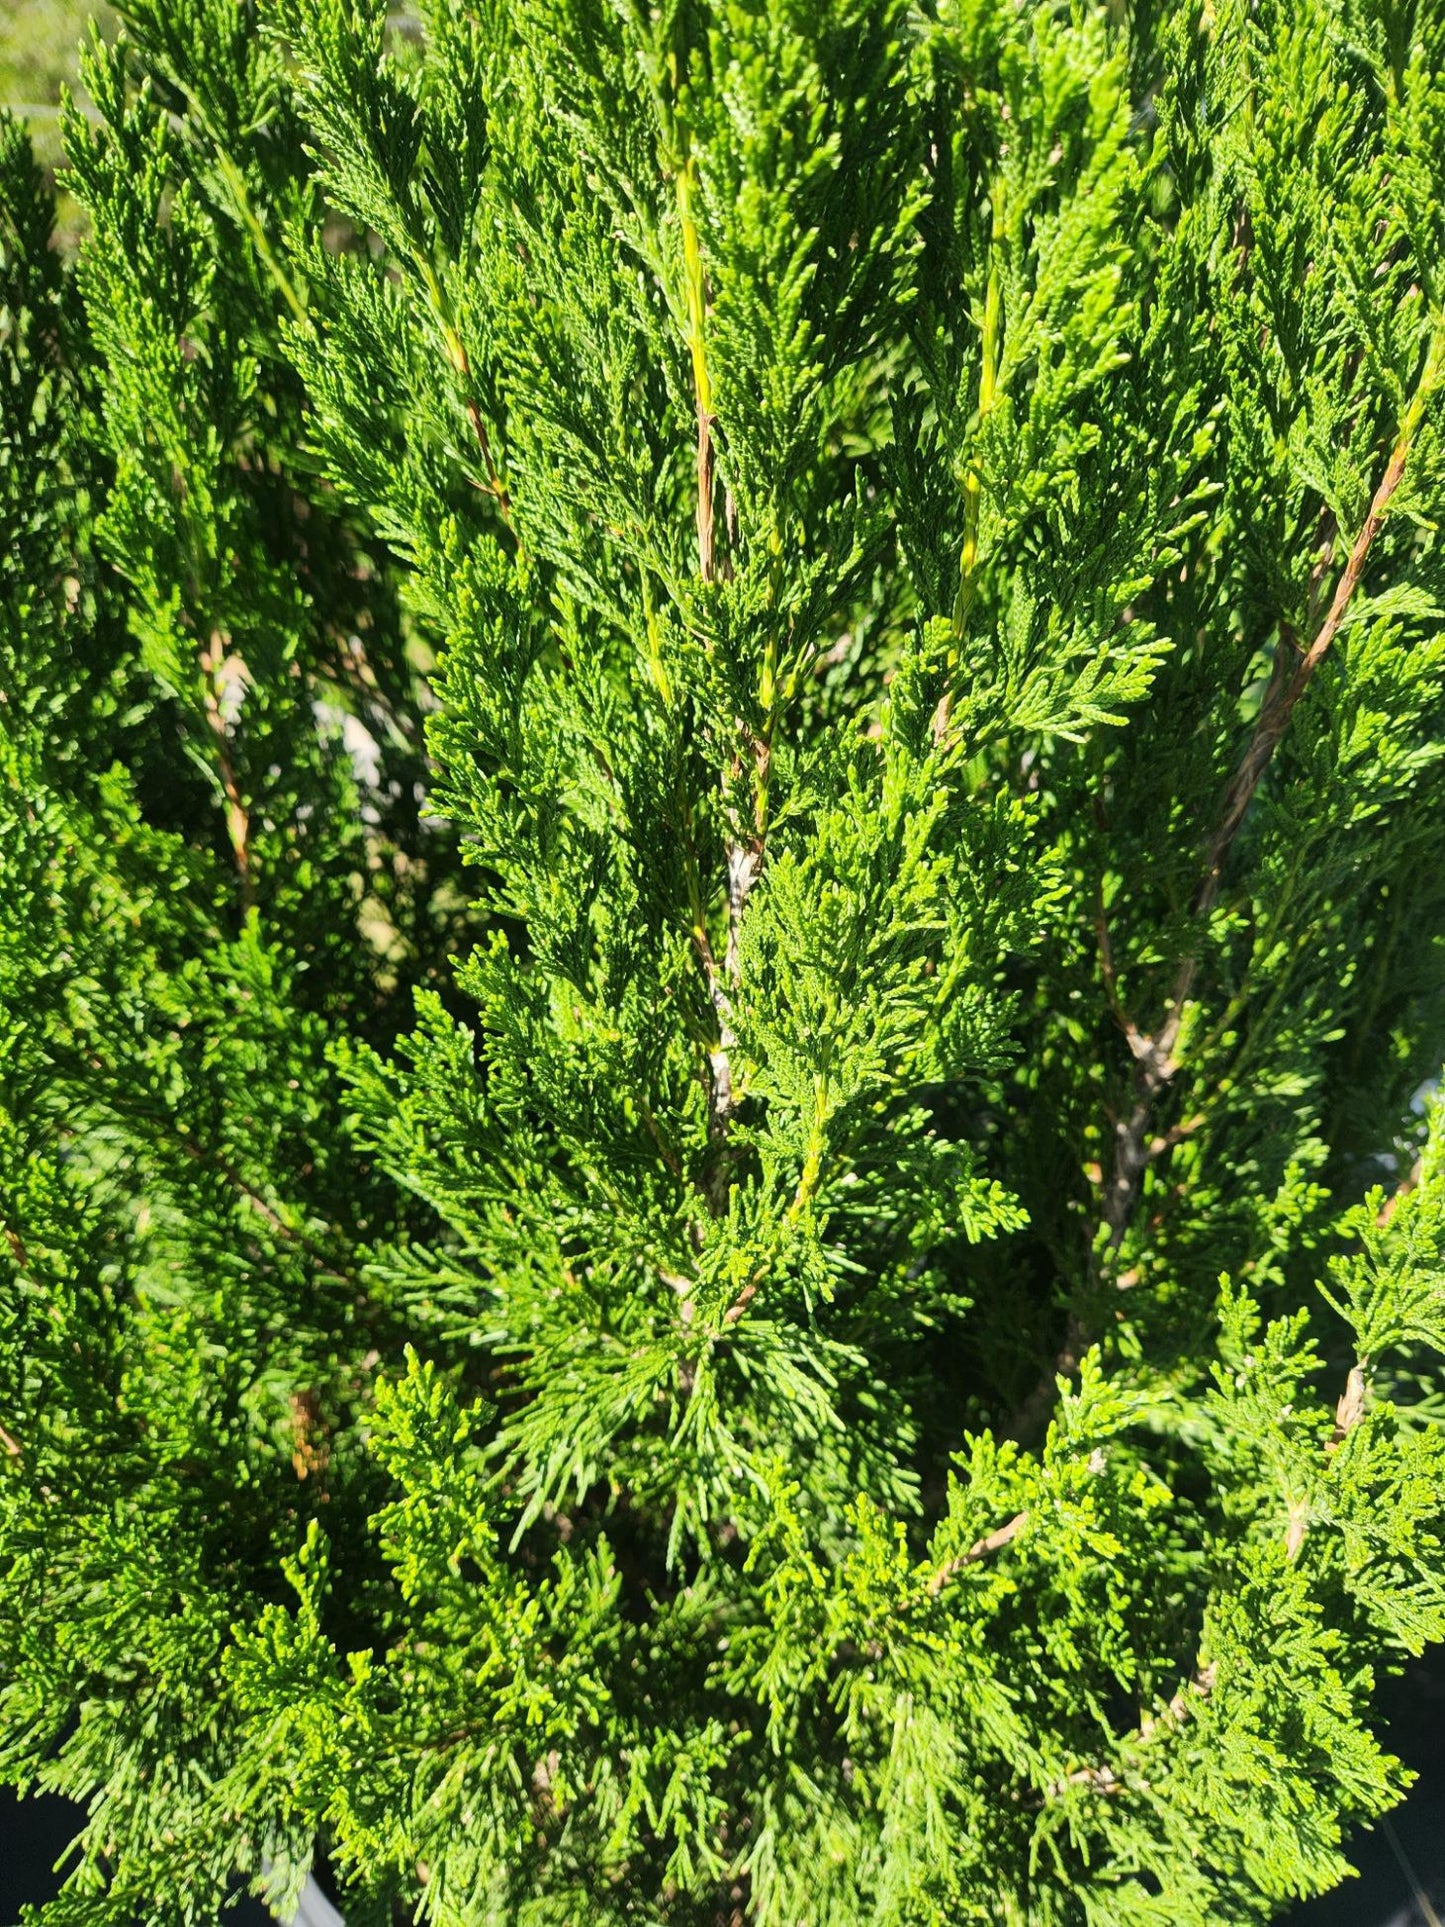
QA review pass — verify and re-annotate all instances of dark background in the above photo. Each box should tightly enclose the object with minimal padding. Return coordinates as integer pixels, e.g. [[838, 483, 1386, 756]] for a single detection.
[[0, 1805, 272, 1925], [1286, 1654, 1445, 1927], [3, 1659, 1441, 1925]]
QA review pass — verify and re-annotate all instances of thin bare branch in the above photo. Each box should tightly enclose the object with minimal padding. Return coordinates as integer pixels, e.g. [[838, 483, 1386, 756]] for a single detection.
[[926, 1508, 1028, 1597], [1382, 1815, 1445, 1927], [444, 328, 512, 520], [1127, 329, 1443, 1231], [695, 397, 716, 582], [722, 1276, 758, 1327]]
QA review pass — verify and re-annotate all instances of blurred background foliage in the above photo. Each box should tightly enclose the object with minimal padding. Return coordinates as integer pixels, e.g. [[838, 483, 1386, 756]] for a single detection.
[[0, 0, 114, 237], [0, 0, 110, 113]]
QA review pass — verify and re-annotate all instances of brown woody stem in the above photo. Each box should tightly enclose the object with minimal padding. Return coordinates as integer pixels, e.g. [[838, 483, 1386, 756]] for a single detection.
[[926, 1508, 1027, 1597], [199, 635, 254, 906]]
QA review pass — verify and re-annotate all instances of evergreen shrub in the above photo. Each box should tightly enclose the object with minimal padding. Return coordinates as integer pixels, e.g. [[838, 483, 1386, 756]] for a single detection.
[[5, 1, 1445, 1920]]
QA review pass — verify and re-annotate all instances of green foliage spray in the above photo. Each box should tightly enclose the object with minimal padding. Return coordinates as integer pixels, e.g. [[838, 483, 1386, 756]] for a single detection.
[[5, 1, 1445, 1920]]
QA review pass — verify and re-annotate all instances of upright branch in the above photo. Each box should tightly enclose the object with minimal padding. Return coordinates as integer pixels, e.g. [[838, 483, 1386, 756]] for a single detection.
[[935, 186, 1004, 745], [0, 1226, 24, 1459], [1199, 333, 1445, 918], [678, 161, 715, 587], [1287, 1352, 1376, 1558], [674, 155, 743, 1202], [1099, 320, 1445, 1258], [674, 151, 770, 1194], [1012, 321, 1445, 1441]]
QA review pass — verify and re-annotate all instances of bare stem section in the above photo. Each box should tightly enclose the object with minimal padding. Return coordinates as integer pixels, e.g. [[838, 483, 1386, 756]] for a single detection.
[[676, 159, 770, 1204], [199, 632, 254, 906]]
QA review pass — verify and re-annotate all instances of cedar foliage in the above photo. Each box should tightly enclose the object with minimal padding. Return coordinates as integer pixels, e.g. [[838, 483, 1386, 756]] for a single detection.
[[4, 1, 1445, 1921]]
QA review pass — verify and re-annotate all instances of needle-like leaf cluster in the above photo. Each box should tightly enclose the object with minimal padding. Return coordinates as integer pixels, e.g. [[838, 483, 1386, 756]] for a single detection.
[[5, 1, 1445, 1920]]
